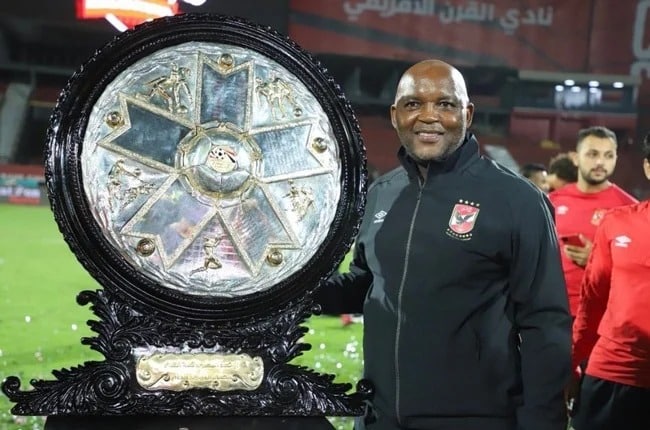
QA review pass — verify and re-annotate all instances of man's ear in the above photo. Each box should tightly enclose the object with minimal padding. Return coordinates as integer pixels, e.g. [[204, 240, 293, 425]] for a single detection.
[[390, 105, 397, 129], [465, 102, 475, 128], [643, 158, 650, 180]]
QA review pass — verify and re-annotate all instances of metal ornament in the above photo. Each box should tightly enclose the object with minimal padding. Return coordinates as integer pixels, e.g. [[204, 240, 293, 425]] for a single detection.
[[87, 42, 341, 298]]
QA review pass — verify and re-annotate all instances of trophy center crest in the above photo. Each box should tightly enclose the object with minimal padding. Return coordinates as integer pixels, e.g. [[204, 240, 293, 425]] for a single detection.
[[207, 146, 238, 173], [178, 127, 257, 199]]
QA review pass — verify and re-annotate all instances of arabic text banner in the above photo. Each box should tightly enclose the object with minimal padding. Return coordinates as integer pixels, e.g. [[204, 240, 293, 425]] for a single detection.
[[288, 0, 633, 74]]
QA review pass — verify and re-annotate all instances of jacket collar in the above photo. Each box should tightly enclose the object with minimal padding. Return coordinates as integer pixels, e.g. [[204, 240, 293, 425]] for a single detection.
[[398, 133, 480, 180]]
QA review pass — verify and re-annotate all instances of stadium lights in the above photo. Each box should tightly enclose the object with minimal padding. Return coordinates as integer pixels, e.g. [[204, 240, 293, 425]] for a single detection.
[[613, 82, 624, 88], [588, 80, 599, 87], [564, 79, 575, 86], [555, 85, 564, 91], [570, 86, 581, 92]]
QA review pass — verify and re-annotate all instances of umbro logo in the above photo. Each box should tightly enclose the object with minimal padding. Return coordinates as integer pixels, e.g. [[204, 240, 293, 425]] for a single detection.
[[373, 210, 387, 224], [614, 235, 631, 248], [556, 205, 569, 215]]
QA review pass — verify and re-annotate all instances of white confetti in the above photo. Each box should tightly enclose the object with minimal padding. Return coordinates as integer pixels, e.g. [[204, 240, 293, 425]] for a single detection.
[[336, 362, 342, 369], [24, 315, 31, 323], [319, 343, 326, 350], [13, 416, 27, 425], [71, 324, 78, 331]]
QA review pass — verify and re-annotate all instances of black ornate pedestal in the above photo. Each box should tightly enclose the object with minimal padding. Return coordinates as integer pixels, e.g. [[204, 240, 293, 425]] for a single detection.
[[44, 416, 336, 430], [2, 290, 372, 416]]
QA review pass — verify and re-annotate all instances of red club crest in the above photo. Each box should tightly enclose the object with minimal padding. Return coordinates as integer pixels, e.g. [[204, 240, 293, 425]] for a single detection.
[[591, 209, 606, 226], [448, 203, 480, 234]]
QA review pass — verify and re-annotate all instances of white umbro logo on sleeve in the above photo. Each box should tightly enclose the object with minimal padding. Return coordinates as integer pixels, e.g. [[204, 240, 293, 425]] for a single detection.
[[373, 210, 387, 224], [614, 235, 631, 248]]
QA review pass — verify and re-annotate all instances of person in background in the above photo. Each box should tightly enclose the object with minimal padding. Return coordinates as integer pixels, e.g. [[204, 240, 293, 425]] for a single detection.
[[548, 126, 637, 319], [547, 152, 578, 192], [569, 133, 650, 429], [316, 59, 571, 430], [519, 162, 550, 193]]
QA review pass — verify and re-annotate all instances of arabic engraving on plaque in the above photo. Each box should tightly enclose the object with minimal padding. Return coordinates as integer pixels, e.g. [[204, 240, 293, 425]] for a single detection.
[[135, 351, 264, 391], [81, 43, 342, 297]]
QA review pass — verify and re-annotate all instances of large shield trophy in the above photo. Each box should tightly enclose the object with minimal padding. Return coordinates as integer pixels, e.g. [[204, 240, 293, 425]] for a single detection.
[[2, 14, 371, 429]]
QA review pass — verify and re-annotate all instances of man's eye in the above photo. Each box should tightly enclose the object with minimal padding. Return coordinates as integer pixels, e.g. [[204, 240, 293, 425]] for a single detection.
[[439, 101, 454, 108], [404, 101, 419, 108]]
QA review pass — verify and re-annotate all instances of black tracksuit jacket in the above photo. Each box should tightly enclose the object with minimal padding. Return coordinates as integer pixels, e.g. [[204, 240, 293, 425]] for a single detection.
[[316, 134, 572, 430]]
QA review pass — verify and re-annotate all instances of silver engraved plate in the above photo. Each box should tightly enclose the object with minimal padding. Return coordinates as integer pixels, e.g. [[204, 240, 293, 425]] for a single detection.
[[81, 42, 341, 298]]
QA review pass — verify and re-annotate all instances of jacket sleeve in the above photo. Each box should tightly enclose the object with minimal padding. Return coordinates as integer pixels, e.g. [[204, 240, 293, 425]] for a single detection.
[[313, 240, 372, 315], [509, 193, 572, 430], [572, 215, 612, 371]]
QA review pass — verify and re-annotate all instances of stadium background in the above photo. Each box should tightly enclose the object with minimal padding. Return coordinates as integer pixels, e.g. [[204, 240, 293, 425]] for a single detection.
[[1, 1, 649, 429]]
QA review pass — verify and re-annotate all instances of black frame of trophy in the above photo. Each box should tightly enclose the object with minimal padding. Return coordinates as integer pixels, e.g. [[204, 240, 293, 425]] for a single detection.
[[2, 14, 372, 418]]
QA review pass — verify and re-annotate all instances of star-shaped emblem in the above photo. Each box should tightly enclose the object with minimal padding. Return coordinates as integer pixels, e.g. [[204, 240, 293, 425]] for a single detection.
[[96, 52, 334, 281]]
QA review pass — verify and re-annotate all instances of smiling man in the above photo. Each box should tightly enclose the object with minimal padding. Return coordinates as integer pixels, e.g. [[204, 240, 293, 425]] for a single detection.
[[548, 126, 638, 320], [390, 62, 472, 169], [316, 60, 571, 430]]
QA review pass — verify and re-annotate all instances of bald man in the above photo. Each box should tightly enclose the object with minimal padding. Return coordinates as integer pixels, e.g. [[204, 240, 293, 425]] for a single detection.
[[316, 60, 571, 430]]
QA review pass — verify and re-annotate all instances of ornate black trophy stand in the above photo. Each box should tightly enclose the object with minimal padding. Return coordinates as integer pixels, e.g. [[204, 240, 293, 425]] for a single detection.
[[2, 14, 371, 429]]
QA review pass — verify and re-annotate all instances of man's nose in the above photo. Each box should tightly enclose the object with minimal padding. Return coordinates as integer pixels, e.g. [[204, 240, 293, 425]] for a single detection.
[[418, 103, 440, 122]]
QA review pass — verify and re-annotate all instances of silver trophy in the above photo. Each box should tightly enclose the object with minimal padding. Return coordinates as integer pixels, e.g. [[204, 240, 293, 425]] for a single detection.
[[85, 43, 341, 298], [2, 14, 370, 423]]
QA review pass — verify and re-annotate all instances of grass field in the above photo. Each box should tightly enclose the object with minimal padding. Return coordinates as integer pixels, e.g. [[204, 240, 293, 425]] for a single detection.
[[0, 204, 363, 430]]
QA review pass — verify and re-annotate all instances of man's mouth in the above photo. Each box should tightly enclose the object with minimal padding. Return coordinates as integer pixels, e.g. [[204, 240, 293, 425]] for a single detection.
[[415, 130, 444, 143]]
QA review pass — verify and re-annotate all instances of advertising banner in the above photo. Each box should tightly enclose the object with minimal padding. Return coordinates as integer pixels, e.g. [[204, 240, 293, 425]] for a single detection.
[[290, 0, 588, 70], [0, 165, 46, 205], [289, 0, 650, 125]]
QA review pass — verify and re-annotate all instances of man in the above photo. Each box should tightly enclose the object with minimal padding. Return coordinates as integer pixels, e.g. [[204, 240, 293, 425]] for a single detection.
[[548, 127, 637, 318], [519, 162, 550, 193], [547, 153, 577, 192], [341, 165, 381, 326], [570, 134, 650, 429], [315, 60, 571, 430]]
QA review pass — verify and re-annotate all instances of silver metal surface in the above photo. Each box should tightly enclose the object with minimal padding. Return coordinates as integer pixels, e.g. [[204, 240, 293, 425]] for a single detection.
[[81, 42, 341, 297]]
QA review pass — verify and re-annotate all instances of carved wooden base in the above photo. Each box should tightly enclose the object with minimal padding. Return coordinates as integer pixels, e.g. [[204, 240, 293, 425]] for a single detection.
[[44, 415, 337, 430], [2, 289, 373, 417]]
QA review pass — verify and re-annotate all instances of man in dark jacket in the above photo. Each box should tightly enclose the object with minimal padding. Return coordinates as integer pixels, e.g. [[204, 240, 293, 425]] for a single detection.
[[316, 59, 572, 430]]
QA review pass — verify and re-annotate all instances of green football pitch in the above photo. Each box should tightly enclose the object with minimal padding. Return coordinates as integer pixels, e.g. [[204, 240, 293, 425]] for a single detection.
[[0, 204, 363, 430]]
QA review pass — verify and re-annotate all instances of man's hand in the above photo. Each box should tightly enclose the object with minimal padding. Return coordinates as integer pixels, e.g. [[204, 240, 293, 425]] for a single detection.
[[564, 371, 582, 417], [564, 234, 592, 267]]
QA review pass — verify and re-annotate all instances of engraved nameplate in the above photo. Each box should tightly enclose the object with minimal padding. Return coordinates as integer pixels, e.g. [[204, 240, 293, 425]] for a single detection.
[[135, 351, 264, 391]]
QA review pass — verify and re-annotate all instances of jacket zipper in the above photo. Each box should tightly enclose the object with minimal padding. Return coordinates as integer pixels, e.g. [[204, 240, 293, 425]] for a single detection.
[[395, 178, 425, 426]]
